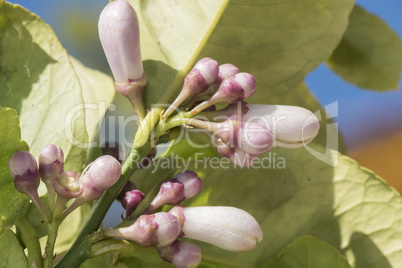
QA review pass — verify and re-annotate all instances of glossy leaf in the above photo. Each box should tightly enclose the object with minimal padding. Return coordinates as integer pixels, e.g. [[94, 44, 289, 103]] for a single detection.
[[130, 0, 354, 108], [0, 2, 87, 174], [328, 5, 402, 90], [262, 235, 351, 268], [0, 108, 30, 233], [0, 230, 28, 268]]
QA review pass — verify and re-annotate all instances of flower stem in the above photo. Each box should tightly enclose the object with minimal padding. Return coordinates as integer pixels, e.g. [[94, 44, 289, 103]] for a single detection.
[[16, 218, 43, 268], [43, 220, 60, 268]]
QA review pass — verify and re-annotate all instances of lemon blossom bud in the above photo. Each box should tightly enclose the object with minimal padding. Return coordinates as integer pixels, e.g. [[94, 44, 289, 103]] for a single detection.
[[99, 0, 147, 119], [145, 170, 202, 213], [190, 73, 256, 115], [121, 189, 145, 218], [169, 206, 263, 252], [242, 104, 320, 148], [162, 58, 219, 119], [157, 240, 202, 268], [185, 63, 240, 109], [105, 212, 181, 247], [38, 144, 64, 184], [8, 151, 48, 219], [98, 0, 143, 84], [61, 155, 121, 219], [9, 151, 40, 195]]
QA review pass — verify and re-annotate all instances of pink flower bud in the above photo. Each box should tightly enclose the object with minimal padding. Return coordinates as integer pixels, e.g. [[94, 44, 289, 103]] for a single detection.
[[117, 181, 137, 202], [39, 144, 64, 184], [162, 58, 219, 119], [79, 155, 122, 201], [157, 240, 202, 268], [228, 149, 258, 168], [146, 171, 202, 213], [121, 189, 144, 218], [105, 212, 181, 247], [169, 206, 263, 252], [190, 73, 256, 115], [8, 151, 40, 194], [53, 171, 82, 199], [8, 151, 48, 219], [98, 0, 143, 84]]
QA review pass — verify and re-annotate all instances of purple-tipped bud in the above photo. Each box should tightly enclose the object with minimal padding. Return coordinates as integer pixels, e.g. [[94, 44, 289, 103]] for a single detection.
[[190, 73, 256, 115], [184, 63, 240, 109], [117, 181, 137, 202], [162, 58, 219, 119], [53, 171, 82, 199], [78, 155, 122, 202], [169, 206, 263, 252], [8, 151, 48, 219], [121, 189, 145, 217], [98, 0, 143, 84], [8, 151, 40, 194], [105, 212, 181, 247], [157, 240, 202, 268], [101, 141, 125, 163], [146, 171, 202, 213]]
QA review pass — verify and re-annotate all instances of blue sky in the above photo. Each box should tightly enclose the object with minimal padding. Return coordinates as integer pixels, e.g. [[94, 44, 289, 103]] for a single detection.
[[8, 0, 402, 149]]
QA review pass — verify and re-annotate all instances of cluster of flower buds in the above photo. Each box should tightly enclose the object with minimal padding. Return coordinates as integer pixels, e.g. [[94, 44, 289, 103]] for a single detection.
[[105, 170, 262, 268], [8, 144, 122, 221]]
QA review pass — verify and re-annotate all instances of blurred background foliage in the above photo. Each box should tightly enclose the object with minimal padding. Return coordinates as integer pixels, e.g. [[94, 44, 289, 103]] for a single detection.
[[9, 0, 402, 192]]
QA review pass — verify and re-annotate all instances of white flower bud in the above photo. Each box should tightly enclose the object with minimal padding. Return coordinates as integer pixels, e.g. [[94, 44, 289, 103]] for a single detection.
[[169, 206, 263, 252], [243, 104, 319, 148]]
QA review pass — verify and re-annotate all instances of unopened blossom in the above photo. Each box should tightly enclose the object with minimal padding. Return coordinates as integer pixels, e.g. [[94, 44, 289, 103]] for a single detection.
[[190, 73, 256, 115], [157, 240, 202, 268], [186, 63, 240, 109], [61, 155, 121, 218], [242, 104, 320, 148], [163, 58, 219, 119], [145, 170, 202, 213], [98, 0, 148, 118], [105, 212, 181, 247], [53, 171, 82, 199], [169, 206, 263, 252], [8, 151, 48, 219], [38, 144, 64, 184], [121, 189, 145, 218]]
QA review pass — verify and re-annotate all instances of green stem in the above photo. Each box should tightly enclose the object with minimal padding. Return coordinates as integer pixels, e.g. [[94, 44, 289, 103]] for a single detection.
[[90, 239, 150, 258], [16, 218, 43, 268], [43, 220, 60, 268], [55, 144, 152, 268], [153, 111, 191, 138]]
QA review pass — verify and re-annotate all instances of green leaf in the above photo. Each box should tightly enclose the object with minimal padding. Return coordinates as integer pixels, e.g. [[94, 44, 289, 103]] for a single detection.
[[69, 57, 116, 164], [0, 108, 30, 233], [181, 147, 401, 267], [327, 5, 402, 90], [0, 2, 88, 174], [0, 230, 28, 268], [131, 0, 354, 108], [261, 235, 351, 268]]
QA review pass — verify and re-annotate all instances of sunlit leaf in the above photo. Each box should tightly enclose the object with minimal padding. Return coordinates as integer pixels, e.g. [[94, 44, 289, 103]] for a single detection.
[[328, 5, 402, 90], [0, 2, 87, 173], [0, 108, 30, 233], [130, 0, 354, 108]]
